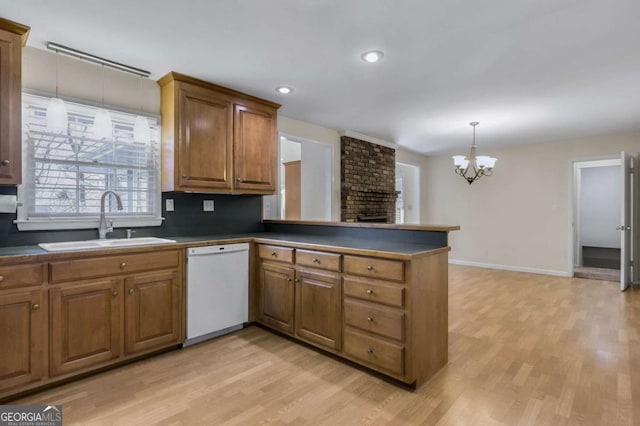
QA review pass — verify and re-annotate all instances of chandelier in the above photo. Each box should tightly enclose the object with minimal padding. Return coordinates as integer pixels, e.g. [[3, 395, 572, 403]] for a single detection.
[[452, 122, 497, 184]]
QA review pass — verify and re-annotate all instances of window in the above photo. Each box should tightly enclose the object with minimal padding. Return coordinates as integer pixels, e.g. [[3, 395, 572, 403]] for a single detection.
[[16, 93, 162, 230]]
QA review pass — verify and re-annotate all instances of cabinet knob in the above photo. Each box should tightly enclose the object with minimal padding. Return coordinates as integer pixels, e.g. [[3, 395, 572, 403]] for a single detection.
[[295, 278, 300, 283], [271, 252, 277, 257], [237, 177, 242, 182], [31, 303, 40, 310], [287, 278, 292, 282], [312, 258, 319, 263], [1, 159, 9, 166], [367, 265, 374, 271], [366, 289, 374, 295], [120, 262, 127, 269], [367, 317, 374, 323], [0, 275, 4, 282], [129, 288, 134, 295], [112, 291, 118, 296], [367, 348, 374, 355]]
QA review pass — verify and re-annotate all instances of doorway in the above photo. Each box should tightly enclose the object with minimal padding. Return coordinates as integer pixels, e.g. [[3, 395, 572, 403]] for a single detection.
[[572, 159, 621, 282], [277, 135, 333, 221], [395, 162, 420, 224]]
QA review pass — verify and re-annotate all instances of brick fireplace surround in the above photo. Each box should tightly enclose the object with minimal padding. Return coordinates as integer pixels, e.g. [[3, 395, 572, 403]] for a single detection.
[[340, 136, 397, 223]]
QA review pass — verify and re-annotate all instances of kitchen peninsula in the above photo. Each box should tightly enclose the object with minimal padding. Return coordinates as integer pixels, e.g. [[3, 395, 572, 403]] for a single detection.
[[0, 219, 458, 399]]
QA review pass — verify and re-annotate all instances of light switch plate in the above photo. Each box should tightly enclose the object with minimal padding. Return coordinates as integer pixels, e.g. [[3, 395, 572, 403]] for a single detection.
[[165, 199, 174, 212], [203, 200, 215, 212]]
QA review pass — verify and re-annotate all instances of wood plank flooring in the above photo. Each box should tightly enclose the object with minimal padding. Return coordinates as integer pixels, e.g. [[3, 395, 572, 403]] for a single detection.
[[11, 265, 640, 425]]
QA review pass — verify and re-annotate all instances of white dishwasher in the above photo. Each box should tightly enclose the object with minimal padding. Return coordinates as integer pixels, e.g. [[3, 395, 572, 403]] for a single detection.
[[185, 243, 249, 346]]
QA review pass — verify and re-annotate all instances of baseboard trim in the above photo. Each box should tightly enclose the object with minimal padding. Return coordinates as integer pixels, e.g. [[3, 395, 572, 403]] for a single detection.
[[448, 259, 572, 277]]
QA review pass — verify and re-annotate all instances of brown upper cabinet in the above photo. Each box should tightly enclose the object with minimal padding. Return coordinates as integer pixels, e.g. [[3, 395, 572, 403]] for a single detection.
[[158, 72, 280, 194], [0, 18, 29, 185]]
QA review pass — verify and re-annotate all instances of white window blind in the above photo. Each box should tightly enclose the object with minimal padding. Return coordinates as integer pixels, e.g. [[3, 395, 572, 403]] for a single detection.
[[16, 93, 162, 230]]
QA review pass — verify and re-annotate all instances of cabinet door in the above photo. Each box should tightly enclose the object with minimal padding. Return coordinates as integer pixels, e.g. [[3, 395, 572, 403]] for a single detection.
[[50, 280, 121, 376], [295, 270, 342, 351], [0, 290, 45, 392], [234, 104, 276, 193], [259, 262, 295, 333], [125, 270, 181, 355], [178, 85, 234, 190], [0, 28, 22, 184]]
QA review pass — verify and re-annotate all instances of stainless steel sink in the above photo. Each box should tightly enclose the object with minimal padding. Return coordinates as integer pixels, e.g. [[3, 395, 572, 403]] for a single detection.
[[39, 237, 177, 252]]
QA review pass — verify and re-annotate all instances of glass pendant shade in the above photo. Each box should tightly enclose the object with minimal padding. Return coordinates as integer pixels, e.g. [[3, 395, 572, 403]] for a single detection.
[[46, 98, 68, 134], [452, 155, 468, 170], [93, 108, 113, 140], [133, 115, 150, 143]]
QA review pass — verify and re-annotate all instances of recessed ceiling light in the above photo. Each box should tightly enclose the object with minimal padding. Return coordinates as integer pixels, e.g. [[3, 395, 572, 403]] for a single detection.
[[276, 86, 293, 94], [361, 50, 384, 63]]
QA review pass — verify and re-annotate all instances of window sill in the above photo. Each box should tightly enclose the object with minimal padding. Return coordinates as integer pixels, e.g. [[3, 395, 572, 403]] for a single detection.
[[14, 217, 164, 231]]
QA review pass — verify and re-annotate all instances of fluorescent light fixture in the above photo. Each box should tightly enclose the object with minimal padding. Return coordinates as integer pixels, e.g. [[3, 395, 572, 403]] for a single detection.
[[276, 86, 293, 94], [46, 42, 150, 78], [361, 50, 384, 63]]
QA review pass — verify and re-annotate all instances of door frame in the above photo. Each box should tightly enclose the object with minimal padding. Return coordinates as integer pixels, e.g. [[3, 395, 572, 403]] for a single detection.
[[568, 156, 621, 276], [277, 132, 336, 221], [395, 161, 421, 224]]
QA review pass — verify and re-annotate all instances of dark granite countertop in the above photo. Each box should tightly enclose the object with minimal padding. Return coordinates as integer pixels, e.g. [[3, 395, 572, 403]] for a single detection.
[[0, 231, 448, 261]]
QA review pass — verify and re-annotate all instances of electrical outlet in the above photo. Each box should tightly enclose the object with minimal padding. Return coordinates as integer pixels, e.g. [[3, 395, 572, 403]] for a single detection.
[[203, 200, 215, 212], [265, 201, 271, 211], [165, 199, 174, 212]]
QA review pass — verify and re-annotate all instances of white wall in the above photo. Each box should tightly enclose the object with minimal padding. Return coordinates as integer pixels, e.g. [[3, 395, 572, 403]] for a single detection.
[[22, 47, 159, 114], [423, 132, 640, 275], [301, 141, 332, 220], [580, 165, 621, 248]]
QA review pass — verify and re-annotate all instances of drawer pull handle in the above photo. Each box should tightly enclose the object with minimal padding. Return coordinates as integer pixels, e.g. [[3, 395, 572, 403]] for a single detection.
[[31, 303, 40, 310], [120, 262, 127, 269], [112, 291, 118, 297], [129, 289, 134, 295], [0, 275, 4, 282], [367, 265, 374, 271], [366, 289, 374, 295], [271, 252, 277, 257], [312, 258, 319, 263], [367, 348, 374, 355], [367, 317, 374, 323]]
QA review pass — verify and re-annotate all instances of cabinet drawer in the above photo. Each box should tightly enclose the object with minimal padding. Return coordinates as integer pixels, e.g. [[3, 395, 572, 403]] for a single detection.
[[258, 245, 294, 264], [296, 249, 341, 272], [344, 329, 404, 376], [344, 299, 404, 341], [49, 250, 180, 283], [0, 263, 44, 290], [343, 256, 404, 282], [343, 277, 404, 308]]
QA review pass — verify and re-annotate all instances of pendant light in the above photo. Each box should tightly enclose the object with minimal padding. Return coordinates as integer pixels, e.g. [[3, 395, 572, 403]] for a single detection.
[[93, 64, 113, 140], [46, 51, 68, 134], [133, 75, 150, 144]]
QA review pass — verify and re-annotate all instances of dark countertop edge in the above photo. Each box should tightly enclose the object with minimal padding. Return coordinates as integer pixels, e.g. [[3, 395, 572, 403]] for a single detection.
[[263, 219, 460, 232], [0, 233, 448, 264]]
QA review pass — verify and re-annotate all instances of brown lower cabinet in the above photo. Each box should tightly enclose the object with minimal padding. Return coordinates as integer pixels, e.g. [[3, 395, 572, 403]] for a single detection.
[[125, 270, 181, 355], [0, 248, 184, 400], [259, 262, 295, 333], [295, 269, 342, 351], [256, 243, 449, 387], [49, 279, 122, 377], [0, 290, 45, 393]]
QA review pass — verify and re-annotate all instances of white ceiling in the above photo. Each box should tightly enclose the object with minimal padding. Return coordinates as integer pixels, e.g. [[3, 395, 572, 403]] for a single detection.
[[3, 0, 640, 154]]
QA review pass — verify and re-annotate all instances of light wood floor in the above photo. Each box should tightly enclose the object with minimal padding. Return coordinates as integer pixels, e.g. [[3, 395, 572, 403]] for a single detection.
[[13, 265, 640, 425]]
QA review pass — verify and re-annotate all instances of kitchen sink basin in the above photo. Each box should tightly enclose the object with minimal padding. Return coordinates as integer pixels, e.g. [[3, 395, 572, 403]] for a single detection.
[[38, 237, 177, 252]]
